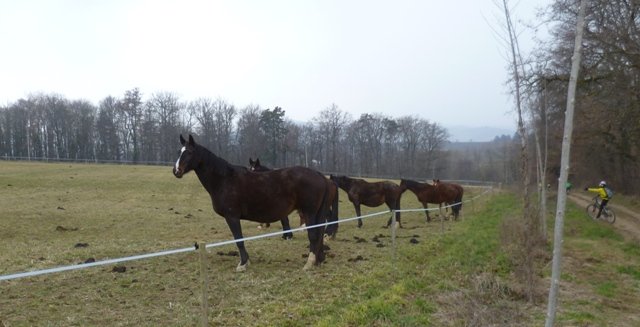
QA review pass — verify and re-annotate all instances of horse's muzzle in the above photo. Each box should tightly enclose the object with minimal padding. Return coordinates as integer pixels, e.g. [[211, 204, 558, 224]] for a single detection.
[[173, 167, 184, 178]]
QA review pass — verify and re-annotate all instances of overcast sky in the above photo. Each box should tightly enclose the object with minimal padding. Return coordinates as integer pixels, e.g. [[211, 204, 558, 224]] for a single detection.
[[0, 0, 549, 130]]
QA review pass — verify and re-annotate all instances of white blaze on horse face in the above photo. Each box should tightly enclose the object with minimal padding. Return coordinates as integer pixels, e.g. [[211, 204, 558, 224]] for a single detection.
[[175, 146, 186, 171]]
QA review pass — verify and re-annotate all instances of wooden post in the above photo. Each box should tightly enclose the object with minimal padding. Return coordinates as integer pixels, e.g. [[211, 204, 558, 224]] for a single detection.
[[199, 242, 208, 327], [391, 210, 397, 261]]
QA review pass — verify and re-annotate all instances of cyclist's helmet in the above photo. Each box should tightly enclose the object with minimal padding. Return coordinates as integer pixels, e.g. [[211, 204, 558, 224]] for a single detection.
[[599, 181, 607, 187]]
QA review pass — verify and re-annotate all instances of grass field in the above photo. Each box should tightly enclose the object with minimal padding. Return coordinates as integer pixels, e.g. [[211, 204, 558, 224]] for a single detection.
[[1, 161, 638, 326]]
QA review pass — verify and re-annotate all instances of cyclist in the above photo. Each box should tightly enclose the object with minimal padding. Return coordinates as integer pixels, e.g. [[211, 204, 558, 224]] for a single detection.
[[584, 181, 610, 218]]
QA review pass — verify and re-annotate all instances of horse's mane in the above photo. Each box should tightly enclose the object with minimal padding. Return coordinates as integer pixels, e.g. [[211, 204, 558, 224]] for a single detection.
[[195, 143, 236, 176], [401, 178, 420, 188]]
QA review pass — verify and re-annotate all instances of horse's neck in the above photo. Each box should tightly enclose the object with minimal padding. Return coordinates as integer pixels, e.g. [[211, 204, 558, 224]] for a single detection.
[[194, 148, 232, 192], [406, 180, 424, 192], [342, 178, 355, 191]]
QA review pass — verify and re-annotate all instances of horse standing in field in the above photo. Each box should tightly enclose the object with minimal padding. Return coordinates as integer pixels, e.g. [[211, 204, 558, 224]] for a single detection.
[[249, 157, 340, 238], [249, 158, 281, 230], [173, 135, 331, 271], [432, 179, 464, 219], [329, 175, 403, 228], [399, 179, 463, 222]]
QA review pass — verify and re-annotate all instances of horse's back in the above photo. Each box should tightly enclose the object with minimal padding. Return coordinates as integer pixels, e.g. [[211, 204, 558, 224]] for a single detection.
[[217, 166, 327, 221]]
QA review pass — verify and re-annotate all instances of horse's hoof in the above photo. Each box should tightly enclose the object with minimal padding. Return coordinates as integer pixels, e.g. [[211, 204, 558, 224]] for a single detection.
[[282, 235, 293, 240], [236, 260, 249, 272], [303, 252, 316, 270]]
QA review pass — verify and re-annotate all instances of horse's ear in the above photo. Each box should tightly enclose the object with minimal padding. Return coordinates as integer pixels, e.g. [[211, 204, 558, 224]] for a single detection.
[[249, 158, 255, 165], [256, 158, 261, 165], [180, 134, 186, 145], [188, 134, 195, 145]]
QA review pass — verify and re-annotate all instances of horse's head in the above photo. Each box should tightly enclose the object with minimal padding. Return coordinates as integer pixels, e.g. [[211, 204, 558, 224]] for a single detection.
[[173, 134, 199, 178], [248, 158, 264, 171]]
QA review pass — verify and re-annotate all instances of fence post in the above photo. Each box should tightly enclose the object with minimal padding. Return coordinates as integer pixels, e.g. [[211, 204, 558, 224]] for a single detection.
[[199, 242, 208, 327], [391, 210, 397, 262]]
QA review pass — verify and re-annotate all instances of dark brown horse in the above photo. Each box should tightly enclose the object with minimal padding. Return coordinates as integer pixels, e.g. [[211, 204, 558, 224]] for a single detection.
[[173, 135, 330, 271], [329, 175, 402, 228], [249, 157, 267, 172], [249, 157, 340, 238], [432, 179, 464, 219], [248, 158, 281, 230], [400, 179, 463, 221]]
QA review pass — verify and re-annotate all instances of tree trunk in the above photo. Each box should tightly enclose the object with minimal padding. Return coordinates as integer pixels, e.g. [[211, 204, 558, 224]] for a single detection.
[[546, 0, 588, 325]]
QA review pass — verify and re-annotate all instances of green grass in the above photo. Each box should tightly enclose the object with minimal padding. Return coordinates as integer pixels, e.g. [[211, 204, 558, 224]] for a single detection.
[[550, 197, 640, 326], [1, 161, 639, 326]]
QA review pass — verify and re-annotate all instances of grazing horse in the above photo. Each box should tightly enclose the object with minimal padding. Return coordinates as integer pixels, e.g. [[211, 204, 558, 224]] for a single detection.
[[249, 157, 340, 238], [173, 135, 330, 271], [399, 179, 463, 222], [329, 175, 402, 228]]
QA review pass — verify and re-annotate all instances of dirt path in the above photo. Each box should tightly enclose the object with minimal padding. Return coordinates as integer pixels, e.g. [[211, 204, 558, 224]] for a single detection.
[[568, 192, 640, 244]]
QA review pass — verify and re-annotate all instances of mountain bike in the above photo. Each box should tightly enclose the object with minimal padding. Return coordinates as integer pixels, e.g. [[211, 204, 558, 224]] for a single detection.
[[586, 196, 615, 224]]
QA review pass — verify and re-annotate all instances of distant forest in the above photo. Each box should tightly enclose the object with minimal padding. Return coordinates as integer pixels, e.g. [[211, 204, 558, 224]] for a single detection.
[[3, 0, 640, 194], [0, 90, 518, 183]]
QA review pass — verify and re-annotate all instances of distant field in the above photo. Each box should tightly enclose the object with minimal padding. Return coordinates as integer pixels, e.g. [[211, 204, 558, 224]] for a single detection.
[[2, 161, 637, 326]]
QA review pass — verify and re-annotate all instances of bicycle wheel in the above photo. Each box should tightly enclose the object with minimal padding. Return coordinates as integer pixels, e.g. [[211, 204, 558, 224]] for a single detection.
[[586, 204, 598, 220], [604, 208, 616, 224]]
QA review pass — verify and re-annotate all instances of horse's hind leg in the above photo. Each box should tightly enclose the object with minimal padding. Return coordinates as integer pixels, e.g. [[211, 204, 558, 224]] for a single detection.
[[224, 217, 250, 272], [385, 199, 401, 228], [355, 204, 363, 228], [303, 215, 326, 270], [280, 217, 293, 239]]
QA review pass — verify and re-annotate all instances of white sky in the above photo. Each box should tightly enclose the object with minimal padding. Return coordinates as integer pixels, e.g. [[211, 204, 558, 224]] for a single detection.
[[0, 0, 549, 129]]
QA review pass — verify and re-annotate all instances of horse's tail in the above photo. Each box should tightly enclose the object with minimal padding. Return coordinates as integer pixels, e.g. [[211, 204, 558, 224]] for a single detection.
[[324, 181, 339, 238]]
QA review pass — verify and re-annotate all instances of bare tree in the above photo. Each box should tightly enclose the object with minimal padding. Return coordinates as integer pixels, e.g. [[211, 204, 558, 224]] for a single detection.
[[96, 96, 120, 160], [313, 103, 351, 172], [189, 98, 216, 151], [212, 99, 236, 159], [235, 104, 265, 163], [546, 0, 588, 325], [117, 88, 143, 162], [147, 92, 183, 162]]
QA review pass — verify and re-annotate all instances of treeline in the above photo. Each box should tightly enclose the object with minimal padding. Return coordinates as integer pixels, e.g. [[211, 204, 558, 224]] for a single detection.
[[0, 90, 517, 181], [516, 0, 640, 194]]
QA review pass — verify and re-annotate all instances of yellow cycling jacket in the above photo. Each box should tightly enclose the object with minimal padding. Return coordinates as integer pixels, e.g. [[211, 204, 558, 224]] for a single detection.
[[587, 187, 609, 201]]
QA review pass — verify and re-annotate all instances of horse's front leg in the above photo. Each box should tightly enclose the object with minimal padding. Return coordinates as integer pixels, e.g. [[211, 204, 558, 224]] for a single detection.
[[224, 217, 250, 272], [280, 216, 293, 240], [423, 203, 431, 222], [355, 204, 363, 228]]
